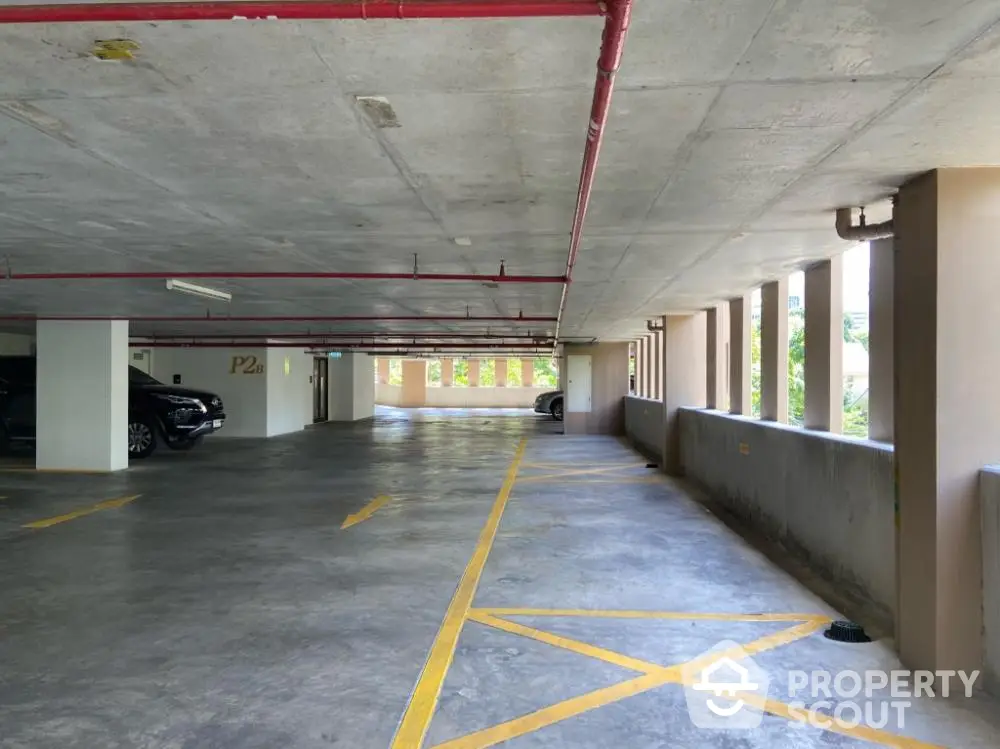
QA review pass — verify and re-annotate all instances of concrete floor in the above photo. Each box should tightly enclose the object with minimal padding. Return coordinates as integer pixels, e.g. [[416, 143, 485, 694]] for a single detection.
[[1, 408, 999, 748]]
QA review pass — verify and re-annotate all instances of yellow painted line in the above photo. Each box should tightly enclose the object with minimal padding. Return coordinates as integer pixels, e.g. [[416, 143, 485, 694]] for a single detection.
[[434, 619, 826, 749], [522, 462, 646, 469], [520, 464, 649, 480], [517, 477, 662, 485], [341, 495, 392, 529], [23, 494, 141, 529], [391, 437, 528, 749], [472, 608, 831, 622], [469, 611, 654, 673]]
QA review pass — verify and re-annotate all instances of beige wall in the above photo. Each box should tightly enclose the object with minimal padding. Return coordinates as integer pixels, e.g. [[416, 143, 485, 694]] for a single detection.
[[663, 314, 707, 474], [563, 342, 629, 436], [400, 360, 427, 408]]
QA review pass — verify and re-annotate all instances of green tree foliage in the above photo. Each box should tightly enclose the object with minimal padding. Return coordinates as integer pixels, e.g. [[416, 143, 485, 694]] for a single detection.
[[506, 359, 523, 387], [454, 360, 469, 387], [787, 310, 806, 426], [751, 316, 762, 418], [533, 357, 559, 389], [427, 359, 441, 386], [389, 359, 403, 386], [480, 359, 496, 386]]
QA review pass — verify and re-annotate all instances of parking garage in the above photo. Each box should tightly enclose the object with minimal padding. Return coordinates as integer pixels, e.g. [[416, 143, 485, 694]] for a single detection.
[[4, 1, 1000, 748]]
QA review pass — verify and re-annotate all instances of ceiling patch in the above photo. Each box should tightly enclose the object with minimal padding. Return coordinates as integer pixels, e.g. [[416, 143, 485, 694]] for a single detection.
[[91, 39, 140, 61], [355, 96, 401, 129]]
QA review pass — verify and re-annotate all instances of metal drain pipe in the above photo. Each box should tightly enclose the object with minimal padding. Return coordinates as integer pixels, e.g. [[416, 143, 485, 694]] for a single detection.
[[553, 0, 632, 349], [835, 207, 894, 242], [134, 341, 552, 349], [0, 314, 557, 323], [0, 0, 604, 23]]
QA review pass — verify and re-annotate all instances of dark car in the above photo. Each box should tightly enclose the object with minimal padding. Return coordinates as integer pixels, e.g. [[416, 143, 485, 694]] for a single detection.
[[533, 390, 564, 421], [0, 357, 225, 459]]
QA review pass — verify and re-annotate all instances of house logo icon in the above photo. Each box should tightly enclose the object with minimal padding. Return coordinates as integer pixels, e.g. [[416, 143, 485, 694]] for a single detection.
[[682, 641, 771, 729]]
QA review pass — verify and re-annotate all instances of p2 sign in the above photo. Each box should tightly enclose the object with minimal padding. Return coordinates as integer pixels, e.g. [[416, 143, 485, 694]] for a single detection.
[[230, 355, 265, 375]]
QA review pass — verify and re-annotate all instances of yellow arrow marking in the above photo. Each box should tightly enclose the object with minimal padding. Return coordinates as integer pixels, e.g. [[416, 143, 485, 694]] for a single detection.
[[23, 494, 142, 529], [341, 495, 392, 529]]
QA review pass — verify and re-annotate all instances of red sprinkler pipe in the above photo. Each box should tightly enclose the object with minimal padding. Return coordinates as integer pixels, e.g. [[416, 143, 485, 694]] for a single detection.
[[553, 0, 632, 346], [0, 0, 603, 23], [9, 270, 565, 284], [134, 341, 550, 349], [142, 332, 551, 339], [0, 314, 557, 323]]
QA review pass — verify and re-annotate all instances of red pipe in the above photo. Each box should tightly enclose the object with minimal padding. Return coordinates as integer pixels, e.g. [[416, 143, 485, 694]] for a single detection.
[[141, 332, 550, 339], [10, 270, 565, 284], [133, 341, 549, 349], [0, 314, 556, 323], [554, 0, 632, 345], [0, 0, 603, 23]]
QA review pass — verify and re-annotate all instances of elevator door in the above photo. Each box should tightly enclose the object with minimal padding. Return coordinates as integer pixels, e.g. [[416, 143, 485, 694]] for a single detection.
[[313, 357, 328, 423]]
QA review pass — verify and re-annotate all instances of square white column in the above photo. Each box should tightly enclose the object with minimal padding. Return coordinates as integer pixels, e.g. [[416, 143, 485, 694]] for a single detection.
[[328, 353, 375, 421], [36, 320, 129, 472]]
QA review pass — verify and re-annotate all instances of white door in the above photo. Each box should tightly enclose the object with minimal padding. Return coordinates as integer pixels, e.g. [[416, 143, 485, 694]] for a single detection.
[[130, 348, 152, 374], [566, 355, 592, 413]]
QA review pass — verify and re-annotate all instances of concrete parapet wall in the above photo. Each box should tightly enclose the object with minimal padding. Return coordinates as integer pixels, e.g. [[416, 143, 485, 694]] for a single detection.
[[624, 396, 663, 462], [678, 408, 895, 622], [376, 383, 550, 409]]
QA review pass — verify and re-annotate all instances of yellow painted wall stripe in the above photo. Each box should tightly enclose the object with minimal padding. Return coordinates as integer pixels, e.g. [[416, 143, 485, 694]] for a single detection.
[[341, 495, 391, 529], [23, 494, 141, 529], [391, 437, 528, 749], [473, 608, 831, 622]]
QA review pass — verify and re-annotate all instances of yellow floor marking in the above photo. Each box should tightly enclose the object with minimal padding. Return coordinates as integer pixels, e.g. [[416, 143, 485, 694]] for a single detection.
[[522, 462, 645, 469], [341, 495, 392, 529], [435, 619, 825, 749], [445, 614, 936, 749], [520, 464, 649, 480], [517, 477, 662, 485], [390, 438, 528, 749], [23, 495, 141, 529], [472, 608, 831, 622]]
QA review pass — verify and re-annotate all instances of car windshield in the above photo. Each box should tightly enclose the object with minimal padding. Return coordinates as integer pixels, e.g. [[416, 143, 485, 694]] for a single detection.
[[128, 366, 162, 386]]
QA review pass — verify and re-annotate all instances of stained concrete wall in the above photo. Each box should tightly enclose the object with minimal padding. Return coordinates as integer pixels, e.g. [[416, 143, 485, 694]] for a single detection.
[[679, 408, 895, 621], [562, 342, 629, 436], [982, 467, 1000, 692], [624, 396, 663, 462], [265, 349, 311, 437]]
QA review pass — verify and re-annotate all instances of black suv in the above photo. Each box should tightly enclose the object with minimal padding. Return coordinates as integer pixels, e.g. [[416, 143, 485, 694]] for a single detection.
[[0, 357, 226, 458]]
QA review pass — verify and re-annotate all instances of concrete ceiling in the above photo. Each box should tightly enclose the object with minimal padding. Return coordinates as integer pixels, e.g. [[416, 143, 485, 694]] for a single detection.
[[1, 1, 1000, 341]]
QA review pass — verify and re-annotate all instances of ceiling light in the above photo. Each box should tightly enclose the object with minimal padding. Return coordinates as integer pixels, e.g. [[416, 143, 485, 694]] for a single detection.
[[453, 237, 473, 247], [165, 279, 232, 303]]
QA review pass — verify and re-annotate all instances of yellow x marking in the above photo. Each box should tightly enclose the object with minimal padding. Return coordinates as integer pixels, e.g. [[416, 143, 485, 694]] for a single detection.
[[519, 462, 654, 484], [430, 610, 943, 749]]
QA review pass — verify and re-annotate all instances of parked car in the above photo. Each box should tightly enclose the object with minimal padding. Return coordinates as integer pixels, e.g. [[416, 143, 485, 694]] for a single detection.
[[533, 390, 564, 421], [0, 357, 226, 458]]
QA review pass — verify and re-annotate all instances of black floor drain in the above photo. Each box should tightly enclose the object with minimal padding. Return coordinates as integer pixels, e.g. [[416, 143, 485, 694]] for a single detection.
[[645, 463, 658, 469], [824, 620, 872, 643]]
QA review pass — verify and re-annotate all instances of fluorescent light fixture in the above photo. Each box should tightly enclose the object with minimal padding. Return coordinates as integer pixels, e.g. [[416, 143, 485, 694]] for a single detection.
[[165, 279, 232, 303]]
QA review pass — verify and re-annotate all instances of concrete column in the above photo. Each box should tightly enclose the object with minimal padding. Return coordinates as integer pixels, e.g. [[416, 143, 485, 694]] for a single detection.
[[400, 360, 427, 407], [760, 279, 789, 423], [441, 358, 454, 387], [649, 332, 663, 400], [729, 295, 752, 415], [637, 337, 647, 397], [521, 359, 534, 388], [467, 359, 480, 388], [36, 320, 129, 471], [328, 353, 375, 421], [706, 305, 728, 410], [661, 314, 707, 476], [893, 168, 1000, 674], [563, 342, 629, 435], [377, 357, 390, 385], [804, 257, 844, 432], [869, 238, 894, 442], [496, 358, 507, 388]]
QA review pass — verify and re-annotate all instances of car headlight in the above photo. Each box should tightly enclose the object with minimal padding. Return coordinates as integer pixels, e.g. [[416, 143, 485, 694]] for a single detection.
[[152, 394, 207, 412]]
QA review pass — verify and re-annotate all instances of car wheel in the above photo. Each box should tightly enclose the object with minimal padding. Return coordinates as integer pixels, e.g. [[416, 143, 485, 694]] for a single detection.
[[128, 416, 157, 459], [551, 399, 564, 421], [165, 435, 202, 452]]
